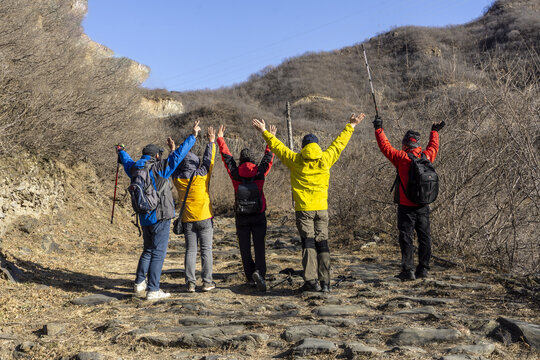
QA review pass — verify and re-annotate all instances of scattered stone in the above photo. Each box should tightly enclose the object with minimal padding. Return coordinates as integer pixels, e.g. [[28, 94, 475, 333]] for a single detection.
[[392, 296, 458, 305], [388, 328, 462, 346], [282, 324, 339, 342], [439, 355, 487, 360], [275, 303, 299, 311], [223, 333, 269, 351], [17, 341, 35, 353], [178, 317, 215, 326], [318, 317, 360, 327], [293, 338, 337, 356], [18, 216, 39, 234], [43, 323, 66, 336], [447, 343, 495, 355], [344, 342, 384, 357], [75, 352, 104, 360], [492, 317, 540, 349], [427, 280, 492, 291], [313, 305, 364, 317], [395, 306, 440, 318], [41, 235, 61, 253], [70, 294, 120, 306], [0, 333, 18, 341]]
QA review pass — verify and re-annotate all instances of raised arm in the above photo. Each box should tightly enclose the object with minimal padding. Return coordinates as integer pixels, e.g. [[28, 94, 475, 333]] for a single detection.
[[424, 121, 444, 162], [117, 146, 135, 177], [196, 127, 217, 176], [374, 119, 406, 167], [157, 121, 199, 178], [258, 124, 276, 176], [322, 113, 364, 167], [253, 118, 298, 169], [216, 124, 237, 179]]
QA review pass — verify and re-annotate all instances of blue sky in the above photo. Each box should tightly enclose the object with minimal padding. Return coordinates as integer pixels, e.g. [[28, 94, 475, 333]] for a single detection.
[[83, 0, 494, 92]]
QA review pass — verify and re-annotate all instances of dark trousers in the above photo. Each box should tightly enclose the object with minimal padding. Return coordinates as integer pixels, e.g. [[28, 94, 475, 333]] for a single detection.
[[235, 212, 267, 281], [136, 219, 170, 291], [397, 205, 432, 272]]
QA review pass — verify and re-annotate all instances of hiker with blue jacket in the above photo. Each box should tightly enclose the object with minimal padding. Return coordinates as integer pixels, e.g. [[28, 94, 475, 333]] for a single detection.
[[117, 121, 200, 300], [172, 127, 217, 293], [374, 116, 445, 280]]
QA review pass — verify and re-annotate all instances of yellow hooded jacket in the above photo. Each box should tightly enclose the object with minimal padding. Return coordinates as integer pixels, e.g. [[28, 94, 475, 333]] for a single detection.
[[262, 123, 355, 211], [172, 142, 216, 222]]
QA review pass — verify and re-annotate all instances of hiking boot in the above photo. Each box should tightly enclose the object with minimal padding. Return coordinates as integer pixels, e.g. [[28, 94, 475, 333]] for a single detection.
[[134, 279, 147, 297], [320, 281, 331, 293], [298, 280, 321, 292], [146, 289, 171, 301], [415, 268, 429, 279], [396, 270, 416, 281], [252, 271, 267, 292], [201, 281, 216, 292], [186, 282, 196, 293]]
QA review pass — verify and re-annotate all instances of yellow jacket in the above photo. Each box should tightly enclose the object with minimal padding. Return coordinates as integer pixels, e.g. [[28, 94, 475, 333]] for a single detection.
[[172, 142, 216, 222], [262, 124, 355, 211]]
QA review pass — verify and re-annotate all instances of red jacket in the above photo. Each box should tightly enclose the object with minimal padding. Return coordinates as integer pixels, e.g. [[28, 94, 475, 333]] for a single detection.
[[216, 137, 274, 213], [375, 128, 439, 206]]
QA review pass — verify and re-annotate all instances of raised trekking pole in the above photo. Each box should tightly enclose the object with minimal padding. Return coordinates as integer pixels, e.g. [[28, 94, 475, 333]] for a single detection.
[[111, 145, 123, 224], [286, 102, 295, 208], [361, 44, 379, 117]]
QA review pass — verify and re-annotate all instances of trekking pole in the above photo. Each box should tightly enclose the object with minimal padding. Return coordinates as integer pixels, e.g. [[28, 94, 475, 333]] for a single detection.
[[286, 102, 295, 208], [111, 149, 121, 224], [361, 44, 379, 117]]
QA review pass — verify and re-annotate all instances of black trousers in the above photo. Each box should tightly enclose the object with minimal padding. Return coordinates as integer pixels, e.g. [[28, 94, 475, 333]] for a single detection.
[[397, 205, 432, 272], [235, 212, 267, 281]]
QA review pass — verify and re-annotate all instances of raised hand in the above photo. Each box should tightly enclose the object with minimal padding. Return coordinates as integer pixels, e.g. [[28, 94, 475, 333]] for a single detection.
[[349, 113, 366, 128], [167, 137, 175, 151], [373, 115, 382, 129], [431, 121, 446, 132], [252, 118, 266, 133], [192, 120, 201, 137], [269, 124, 277, 136], [217, 124, 226, 138], [115, 143, 125, 153], [207, 127, 216, 142]]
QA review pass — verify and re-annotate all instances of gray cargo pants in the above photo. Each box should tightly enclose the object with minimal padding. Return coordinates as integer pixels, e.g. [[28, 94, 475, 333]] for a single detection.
[[295, 210, 330, 284], [182, 218, 213, 285]]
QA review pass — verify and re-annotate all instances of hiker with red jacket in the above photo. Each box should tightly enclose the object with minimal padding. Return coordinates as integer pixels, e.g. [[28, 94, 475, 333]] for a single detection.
[[216, 124, 276, 292], [373, 115, 445, 280]]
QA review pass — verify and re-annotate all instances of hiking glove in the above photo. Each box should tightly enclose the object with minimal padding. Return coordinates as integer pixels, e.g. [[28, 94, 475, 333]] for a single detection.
[[431, 121, 446, 132], [373, 115, 383, 129]]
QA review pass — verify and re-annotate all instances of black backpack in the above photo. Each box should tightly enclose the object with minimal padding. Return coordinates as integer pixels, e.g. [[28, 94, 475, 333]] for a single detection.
[[128, 162, 161, 214], [394, 153, 439, 205], [235, 177, 262, 215]]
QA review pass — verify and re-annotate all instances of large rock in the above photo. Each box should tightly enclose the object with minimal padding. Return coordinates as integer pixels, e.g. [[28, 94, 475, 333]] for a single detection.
[[293, 338, 337, 356], [344, 342, 384, 358], [282, 324, 339, 342], [313, 305, 364, 317], [389, 328, 462, 346], [70, 294, 120, 306], [447, 343, 495, 355], [493, 317, 540, 349]]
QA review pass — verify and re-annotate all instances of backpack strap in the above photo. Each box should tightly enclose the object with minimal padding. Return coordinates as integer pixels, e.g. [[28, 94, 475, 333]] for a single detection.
[[178, 170, 196, 220]]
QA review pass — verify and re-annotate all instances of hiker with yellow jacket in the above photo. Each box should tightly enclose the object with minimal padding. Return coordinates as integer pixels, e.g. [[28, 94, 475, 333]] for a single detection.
[[252, 113, 365, 292], [171, 127, 217, 293]]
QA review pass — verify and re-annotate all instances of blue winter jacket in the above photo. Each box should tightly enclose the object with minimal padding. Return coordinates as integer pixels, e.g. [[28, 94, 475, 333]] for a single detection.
[[118, 135, 196, 226]]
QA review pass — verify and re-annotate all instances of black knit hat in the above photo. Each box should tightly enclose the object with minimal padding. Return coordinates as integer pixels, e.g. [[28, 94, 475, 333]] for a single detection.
[[302, 133, 319, 148], [142, 144, 164, 157], [239, 148, 255, 164], [402, 130, 421, 148]]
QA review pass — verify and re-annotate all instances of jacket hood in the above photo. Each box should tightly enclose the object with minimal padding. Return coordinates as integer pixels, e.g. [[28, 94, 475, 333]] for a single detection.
[[174, 152, 200, 178], [238, 162, 258, 177], [407, 147, 423, 157], [301, 142, 323, 160]]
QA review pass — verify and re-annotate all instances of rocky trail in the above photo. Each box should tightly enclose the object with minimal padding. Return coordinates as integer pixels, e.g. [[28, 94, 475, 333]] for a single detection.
[[1, 215, 539, 360]]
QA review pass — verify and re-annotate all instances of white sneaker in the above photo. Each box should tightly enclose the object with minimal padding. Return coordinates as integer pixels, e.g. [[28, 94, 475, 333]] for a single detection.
[[134, 279, 147, 296], [146, 289, 171, 301], [201, 282, 216, 292]]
